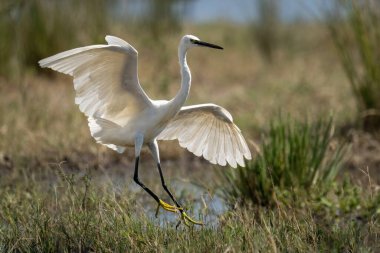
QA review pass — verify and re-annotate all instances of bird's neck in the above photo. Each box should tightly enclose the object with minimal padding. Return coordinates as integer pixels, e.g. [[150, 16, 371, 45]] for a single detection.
[[170, 46, 191, 111]]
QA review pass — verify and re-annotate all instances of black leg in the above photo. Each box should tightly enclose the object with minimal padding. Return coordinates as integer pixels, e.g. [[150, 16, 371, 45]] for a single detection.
[[157, 162, 182, 209], [156, 162, 203, 226], [133, 156, 160, 203], [146, 141, 203, 226]]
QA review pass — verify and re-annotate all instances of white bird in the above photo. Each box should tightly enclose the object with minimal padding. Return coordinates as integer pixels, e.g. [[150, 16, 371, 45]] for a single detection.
[[39, 35, 252, 226]]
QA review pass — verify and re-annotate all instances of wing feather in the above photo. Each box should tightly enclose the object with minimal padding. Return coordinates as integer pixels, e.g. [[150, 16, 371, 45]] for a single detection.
[[234, 125, 252, 160], [224, 124, 237, 168], [228, 125, 240, 162], [189, 116, 212, 156], [39, 35, 152, 123], [192, 117, 211, 157], [203, 118, 216, 162], [157, 104, 252, 168], [217, 121, 227, 166], [178, 116, 197, 143], [230, 126, 244, 167], [182, 116, 207, 151], [211, 120, 221, 165]]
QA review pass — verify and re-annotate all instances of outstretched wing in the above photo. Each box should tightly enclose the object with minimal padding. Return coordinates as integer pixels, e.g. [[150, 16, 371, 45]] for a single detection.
[[157, 104, 252, 168], [39, 35, 152, 124]]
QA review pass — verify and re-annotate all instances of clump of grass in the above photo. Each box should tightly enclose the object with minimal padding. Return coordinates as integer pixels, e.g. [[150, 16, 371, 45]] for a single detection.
[[222, 116, 347, 206], [328, 0, 380, 129]]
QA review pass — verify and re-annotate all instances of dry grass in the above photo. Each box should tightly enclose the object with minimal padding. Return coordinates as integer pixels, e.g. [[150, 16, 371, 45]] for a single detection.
[[0, 21, 379, 252], [0, 167, 379, 252]]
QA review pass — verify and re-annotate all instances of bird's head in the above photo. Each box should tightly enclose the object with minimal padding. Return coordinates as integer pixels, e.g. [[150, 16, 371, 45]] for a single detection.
[[180, 35, 223, 51]]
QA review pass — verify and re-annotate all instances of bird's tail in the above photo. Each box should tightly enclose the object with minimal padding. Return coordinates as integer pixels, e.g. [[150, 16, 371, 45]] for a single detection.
[[88, 116, 126, 153]]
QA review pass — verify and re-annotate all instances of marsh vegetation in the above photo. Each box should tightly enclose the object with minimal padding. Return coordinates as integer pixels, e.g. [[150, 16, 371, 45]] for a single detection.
[[0, 0, 379, 252]]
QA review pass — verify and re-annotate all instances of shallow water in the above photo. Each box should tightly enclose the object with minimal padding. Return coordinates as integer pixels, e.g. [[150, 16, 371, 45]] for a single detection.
[[145, 182, 228, 228], [93, 158, 229, 228]]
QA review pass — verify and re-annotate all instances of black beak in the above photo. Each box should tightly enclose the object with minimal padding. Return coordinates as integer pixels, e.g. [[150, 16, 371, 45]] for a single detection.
[[194, 40, 223, 50]]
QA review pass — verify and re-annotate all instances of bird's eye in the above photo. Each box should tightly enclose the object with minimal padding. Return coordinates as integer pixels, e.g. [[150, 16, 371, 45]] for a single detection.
[[190, 39, 195, 43]]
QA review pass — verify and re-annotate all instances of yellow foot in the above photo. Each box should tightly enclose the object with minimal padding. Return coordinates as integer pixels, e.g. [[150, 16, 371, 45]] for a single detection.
[[155, 199, 203, 227], [155, 199, 183, 217], [179, 211, 204, 227]]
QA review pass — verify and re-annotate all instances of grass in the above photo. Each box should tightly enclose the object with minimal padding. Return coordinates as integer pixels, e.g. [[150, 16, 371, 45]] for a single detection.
[[0, 167, 379, 252], [0, 0, 110, 81], [221, 116, 347, 207], [328, 0, 380, 129], [0, 2, 379, 251]]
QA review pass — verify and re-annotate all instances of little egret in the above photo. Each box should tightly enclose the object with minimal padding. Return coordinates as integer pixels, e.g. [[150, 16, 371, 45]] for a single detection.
[[39, 35, 252, 226]]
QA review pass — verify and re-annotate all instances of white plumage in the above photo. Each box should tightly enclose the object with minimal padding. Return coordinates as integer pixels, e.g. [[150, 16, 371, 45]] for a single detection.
[[39, 35, 251, 168], [157, 104, 251, 167]]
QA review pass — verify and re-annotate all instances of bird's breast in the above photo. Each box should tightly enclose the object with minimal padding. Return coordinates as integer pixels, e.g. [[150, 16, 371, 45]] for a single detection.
[[139, 102, 180, 142], [112, 102, 180, 145]]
